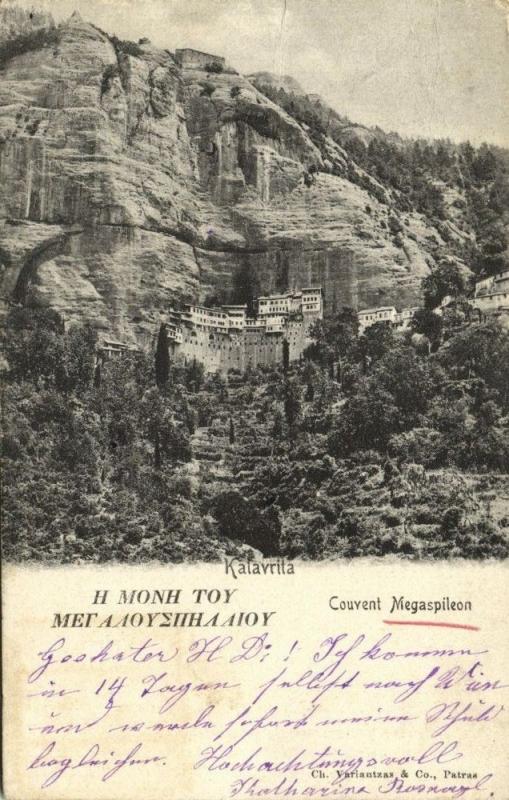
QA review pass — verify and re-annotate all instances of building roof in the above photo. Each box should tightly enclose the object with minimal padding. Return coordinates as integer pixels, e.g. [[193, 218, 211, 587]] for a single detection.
[[258, 287, 322, 301], [175, 48, 225, 62], [102, 338, 129, 347], [358, 306, 396, 315], [476, 269, 509, 283], [176, 48, 220, 56], [184, 303, 227, 314]]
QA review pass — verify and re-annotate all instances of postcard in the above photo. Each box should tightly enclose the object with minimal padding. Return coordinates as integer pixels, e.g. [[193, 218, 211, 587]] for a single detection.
[[1, 0, 508, 798]]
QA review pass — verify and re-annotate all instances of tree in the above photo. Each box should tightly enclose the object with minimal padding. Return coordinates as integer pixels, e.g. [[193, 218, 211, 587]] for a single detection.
[[374, 346, 441, 421], [94, 360, 102, 389], [358, 322, 395, 363], [476, 220, 508, 276], [472, 147, 497, 183], [3, 307, 63, 385], [415, 182, 445, 219], [388, 463, 428, 535], [59, 324, 97, 393], [302, 359, 319, 391], [209, 490, 281, 555], [283, 379, 301, 433], [411, 308, 442, 350], [154, 429, 161, 469], [305, 307, 359, 367], [155, 324, 169, 388], [184, 404, 197, 435], [282, 338, 290, 374], [328, 379, 399, 455], [329, 355, 335, 380], [3, 309, 98, 394], [273, 409, 284, 438], [389, 427, 445, 468], [422, 261, 467, 309], [229, 417, 235, 445], [186, 358, 205, 393], [438, 322, 509, 409]]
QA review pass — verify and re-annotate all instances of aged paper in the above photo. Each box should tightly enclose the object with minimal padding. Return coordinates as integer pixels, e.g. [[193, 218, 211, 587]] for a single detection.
[[1, 0, 509, 798], [3, 562, 509, 799]]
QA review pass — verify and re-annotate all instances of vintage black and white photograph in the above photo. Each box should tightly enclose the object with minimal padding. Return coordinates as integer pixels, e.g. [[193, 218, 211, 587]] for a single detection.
[[1, 0, 508, 564]]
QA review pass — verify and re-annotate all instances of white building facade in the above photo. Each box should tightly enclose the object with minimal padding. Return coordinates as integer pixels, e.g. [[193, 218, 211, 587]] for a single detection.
[[357, 305, 418, 334], [473, 270, 509, 317], [164, 288, 323, 373]]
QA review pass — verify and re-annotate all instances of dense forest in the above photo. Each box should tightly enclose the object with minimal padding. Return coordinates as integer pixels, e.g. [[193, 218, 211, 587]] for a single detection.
[[2, 271, 509, 564]]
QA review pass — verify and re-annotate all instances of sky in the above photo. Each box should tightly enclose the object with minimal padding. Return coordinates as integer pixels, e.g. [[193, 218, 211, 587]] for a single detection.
[[8, 0, 509, 146]]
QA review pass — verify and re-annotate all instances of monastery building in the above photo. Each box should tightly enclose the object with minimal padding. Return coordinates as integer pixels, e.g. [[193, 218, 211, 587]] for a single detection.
[[165, 288, 322, 373]]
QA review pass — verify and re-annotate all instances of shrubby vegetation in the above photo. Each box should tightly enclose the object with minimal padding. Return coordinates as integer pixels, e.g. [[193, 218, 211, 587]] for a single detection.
[[2, 286, 508, 563], [2, 309, 241, 563], [199, 82, 216, 98], [253, 81, 509, 279], [100, 63, 120, 96], [205, 61, 224, 74], [108, 34, 144, 58], [0, 26, 60, 69]]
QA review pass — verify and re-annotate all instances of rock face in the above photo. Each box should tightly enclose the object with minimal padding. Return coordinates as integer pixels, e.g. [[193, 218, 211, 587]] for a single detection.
[[247, 71, 305, 95], [0, 10, 442, 344], [0, 4, 54, 42]]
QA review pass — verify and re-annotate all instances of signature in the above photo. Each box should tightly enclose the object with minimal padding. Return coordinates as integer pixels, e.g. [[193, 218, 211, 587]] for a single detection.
[[227, 773, 494, 798], [21, 630, 507, 791]]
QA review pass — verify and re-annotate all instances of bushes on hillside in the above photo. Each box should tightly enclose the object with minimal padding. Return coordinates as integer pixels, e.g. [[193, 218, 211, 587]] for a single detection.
[[109, 34, 144, 58], [2, 298, 508, 564], [101, 63, 120, 95], [0, 27, 60, 69], [207, 490, 281, 555], [200, 81, 216, 97], [205, 61, 223, 73], [253, 79, 508, 274]]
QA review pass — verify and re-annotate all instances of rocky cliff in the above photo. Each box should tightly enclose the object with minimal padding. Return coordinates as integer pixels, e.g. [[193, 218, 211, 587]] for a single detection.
[[0, 4, 54, 40], [0, 9, 452, 344]]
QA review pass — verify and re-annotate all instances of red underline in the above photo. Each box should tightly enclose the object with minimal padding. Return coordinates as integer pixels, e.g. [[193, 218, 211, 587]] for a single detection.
[[383, 620, 480, 631]]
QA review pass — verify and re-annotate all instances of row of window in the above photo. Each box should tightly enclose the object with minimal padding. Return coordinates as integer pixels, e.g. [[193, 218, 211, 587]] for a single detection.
[[182, 341, 287, 350]]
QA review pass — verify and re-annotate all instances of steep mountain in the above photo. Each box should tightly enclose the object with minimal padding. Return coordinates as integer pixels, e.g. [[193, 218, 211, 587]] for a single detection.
[[247, 71, 305, 95], [0, 6, 504, 345]]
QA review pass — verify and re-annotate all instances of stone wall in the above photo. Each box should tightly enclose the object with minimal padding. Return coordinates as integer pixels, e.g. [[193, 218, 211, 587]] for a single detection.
[[167, 308, 320, 374], [175, 49, 225, 70], [169, 326, 284, 373], [168, 327, 279, 373]]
